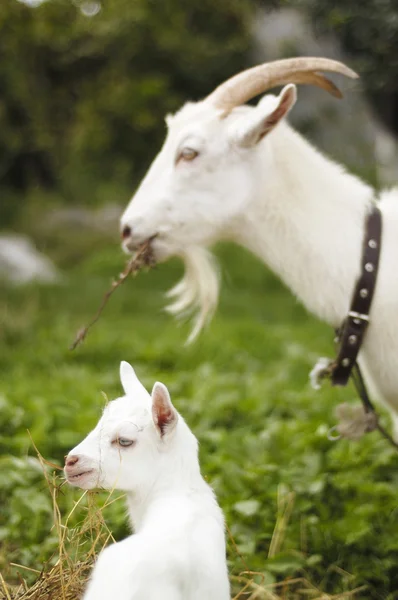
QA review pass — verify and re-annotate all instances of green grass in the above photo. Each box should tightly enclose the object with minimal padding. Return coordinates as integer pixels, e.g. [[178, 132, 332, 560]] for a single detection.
[[1, 235, 398, 598]]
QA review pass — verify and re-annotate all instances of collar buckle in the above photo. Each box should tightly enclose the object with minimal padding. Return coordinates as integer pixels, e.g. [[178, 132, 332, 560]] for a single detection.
[[348, 310, 370, 323]]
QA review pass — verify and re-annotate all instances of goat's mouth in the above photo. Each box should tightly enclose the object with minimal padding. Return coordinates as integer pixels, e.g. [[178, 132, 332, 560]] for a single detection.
[[66, 469, 96, 487], [122, 239, 141, 254], [122, 234, 172, 262], [122, 233, 155, 253]]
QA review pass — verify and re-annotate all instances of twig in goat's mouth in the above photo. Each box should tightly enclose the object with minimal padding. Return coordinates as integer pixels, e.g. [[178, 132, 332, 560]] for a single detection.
[[70, 238, 156, 351]]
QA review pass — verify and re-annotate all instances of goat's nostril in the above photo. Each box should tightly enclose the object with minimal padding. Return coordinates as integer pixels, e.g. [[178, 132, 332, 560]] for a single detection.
[[121, 225, 132, 240], [65, 455, 79, 468]]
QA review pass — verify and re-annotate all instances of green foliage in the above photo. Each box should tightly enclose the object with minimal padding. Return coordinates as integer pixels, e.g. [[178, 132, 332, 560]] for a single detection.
[[0, 0, 253, 223], [1, 236, 398, 597], [2, 2, 398, 595]]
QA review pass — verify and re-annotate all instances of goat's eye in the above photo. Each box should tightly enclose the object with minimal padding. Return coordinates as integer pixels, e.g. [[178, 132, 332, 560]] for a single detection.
[[177, 147, 199, 163], [114, 437, 135, 448]]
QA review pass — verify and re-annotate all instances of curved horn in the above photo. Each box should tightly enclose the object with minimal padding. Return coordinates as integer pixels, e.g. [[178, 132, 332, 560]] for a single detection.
[[205, 57, 359, 114]]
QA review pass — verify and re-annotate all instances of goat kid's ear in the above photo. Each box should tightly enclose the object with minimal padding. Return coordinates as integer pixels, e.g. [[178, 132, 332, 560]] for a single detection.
[[233, 84, 297, 148], [120, 361, 148, 398], [151, 382, 178, 439]]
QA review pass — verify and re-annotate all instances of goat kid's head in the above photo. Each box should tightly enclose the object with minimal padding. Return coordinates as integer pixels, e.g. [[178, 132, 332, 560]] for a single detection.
[[64, 362, 193, 492], [121, 58, 357, 339]]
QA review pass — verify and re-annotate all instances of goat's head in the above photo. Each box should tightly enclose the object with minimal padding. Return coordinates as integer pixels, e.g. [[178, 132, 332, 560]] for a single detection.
[[64, 362, 195, 492], [121, 58, 358, 339]]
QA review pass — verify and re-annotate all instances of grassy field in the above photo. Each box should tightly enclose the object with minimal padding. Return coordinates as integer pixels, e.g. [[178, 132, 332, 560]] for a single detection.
[[1, 229, 398, 598]]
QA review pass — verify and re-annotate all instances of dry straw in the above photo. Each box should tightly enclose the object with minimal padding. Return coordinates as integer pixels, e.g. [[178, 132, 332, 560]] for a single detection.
[[0, 441, 115, 600], [0, 452, 366, 600]]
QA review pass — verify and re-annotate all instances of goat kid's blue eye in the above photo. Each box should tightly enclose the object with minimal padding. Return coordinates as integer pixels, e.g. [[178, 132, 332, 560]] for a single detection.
[[118, 438, 134, 447]]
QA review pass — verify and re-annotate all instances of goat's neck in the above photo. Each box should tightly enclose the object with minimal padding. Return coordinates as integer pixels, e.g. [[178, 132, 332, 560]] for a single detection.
[[233, 124, 374, 327], [125, 445, 205, 532]]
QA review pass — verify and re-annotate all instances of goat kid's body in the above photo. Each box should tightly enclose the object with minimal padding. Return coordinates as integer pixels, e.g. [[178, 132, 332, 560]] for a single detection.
[[65, 363, 229, 600], [231, 122, 398, 428], [84, 490, 228, 600]]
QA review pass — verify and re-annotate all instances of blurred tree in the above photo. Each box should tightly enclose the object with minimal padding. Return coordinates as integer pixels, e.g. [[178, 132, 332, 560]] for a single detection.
[[4, 0, 397, 226], [0, 0, 253, 222]]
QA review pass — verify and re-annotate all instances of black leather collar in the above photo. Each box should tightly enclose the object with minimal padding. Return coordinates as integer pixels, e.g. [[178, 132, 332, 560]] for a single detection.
[[331, 204, 382, 386]]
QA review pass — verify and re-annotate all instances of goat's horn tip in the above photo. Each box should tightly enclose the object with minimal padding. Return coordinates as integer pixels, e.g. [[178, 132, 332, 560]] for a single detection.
[[344, 67, 360, 80]]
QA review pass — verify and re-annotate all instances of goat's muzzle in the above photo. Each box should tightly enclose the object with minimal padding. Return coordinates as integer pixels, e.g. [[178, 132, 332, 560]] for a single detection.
[[64, 454, 96, 487]]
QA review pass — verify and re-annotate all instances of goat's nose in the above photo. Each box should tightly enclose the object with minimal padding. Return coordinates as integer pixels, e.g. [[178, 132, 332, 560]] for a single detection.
[[121, 225, 132, 240], [65, 455, 79, 468]]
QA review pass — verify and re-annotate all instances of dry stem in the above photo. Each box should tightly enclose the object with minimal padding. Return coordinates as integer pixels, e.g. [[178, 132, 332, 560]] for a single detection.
[[70, 238, 156, 351]]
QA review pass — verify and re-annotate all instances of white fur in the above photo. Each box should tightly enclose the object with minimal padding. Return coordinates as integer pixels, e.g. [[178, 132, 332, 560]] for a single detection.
[[65, 362, 229, 600], [166, 246, 220, 343], [120, 84, 398, 431]]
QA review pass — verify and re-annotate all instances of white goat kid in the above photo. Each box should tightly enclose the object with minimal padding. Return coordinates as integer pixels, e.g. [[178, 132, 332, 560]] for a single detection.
[[120, 57, 398, 435], [64, 362, 229, 600]]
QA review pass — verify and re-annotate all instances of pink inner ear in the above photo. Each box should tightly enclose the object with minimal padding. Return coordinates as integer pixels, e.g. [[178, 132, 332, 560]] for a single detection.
[[267, 105, 285, 127], [154, 403, 174, 436], [264, 94, 292, 133]]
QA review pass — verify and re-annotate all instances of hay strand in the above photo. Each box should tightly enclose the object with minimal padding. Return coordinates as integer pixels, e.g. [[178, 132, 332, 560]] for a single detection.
[[0, 452, 364, 600]]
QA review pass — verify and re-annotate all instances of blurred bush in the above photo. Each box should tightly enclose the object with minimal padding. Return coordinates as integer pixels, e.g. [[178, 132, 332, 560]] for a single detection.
[[301, 0, 398, 135], [0, 0, 253, 224], [304, 0, 398, 93]]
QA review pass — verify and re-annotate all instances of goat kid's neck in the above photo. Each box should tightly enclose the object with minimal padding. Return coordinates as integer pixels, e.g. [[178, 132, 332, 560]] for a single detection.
[[125, 453, 204, 532], [233, 124, 374, 327]]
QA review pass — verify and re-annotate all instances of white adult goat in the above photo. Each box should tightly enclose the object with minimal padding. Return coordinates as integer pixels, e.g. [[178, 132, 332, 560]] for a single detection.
[[120, 57, 398, 436], [64, 361, 229, 600]]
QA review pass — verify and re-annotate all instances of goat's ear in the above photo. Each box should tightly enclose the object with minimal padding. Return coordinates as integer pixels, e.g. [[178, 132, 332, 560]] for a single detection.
[[233, 84, 297, 148], [151, 382, 178, 439], [119, 361, 148, 397]]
